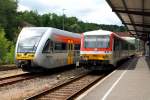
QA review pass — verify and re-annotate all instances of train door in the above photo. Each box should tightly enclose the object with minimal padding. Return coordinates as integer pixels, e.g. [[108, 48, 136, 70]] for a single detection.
[[67, 40, 74, 64], [42, 39, 54, 67]]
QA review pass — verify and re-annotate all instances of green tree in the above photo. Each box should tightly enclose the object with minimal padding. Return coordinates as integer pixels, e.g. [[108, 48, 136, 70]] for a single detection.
[[4, 43, 15, 64], [17, 11, 127, 33], [0, 0, 17, 41], [17, 11, 41, 26], [0, 28, 11, 64]]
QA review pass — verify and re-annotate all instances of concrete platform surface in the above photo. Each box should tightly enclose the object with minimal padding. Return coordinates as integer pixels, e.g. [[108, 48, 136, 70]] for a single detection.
[[76, 56, 150, 100]]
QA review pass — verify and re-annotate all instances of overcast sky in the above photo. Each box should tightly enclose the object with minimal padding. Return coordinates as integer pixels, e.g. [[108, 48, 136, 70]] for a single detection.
[[17, 0, 122, 25]]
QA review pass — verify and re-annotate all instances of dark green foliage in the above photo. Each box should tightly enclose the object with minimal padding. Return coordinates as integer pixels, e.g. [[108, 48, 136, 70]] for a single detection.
[[0, 28, 14, 64], [17, 11, 127, 34], [4, 43, 15, 64], [0, 0, 17, 41], [17, 11, 42, 27]]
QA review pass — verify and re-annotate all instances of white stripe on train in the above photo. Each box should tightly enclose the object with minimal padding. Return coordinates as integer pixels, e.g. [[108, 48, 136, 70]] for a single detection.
[[80, 51, 112, 54]]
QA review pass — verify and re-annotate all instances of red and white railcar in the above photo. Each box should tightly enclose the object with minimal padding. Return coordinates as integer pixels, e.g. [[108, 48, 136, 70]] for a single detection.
[[80, 30, 135, 70]]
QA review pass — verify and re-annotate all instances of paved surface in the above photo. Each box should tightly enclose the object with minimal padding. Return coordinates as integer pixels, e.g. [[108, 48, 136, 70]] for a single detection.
[[76, 56, 150, 100]]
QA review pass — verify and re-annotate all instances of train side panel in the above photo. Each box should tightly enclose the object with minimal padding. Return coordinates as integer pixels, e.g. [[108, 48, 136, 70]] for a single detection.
[[112, 33, 136, 66], [34, 29, 80, 69]]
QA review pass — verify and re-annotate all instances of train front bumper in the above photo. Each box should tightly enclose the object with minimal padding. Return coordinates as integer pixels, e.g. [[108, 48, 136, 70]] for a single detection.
[[80, 54, 111, 65], [79, 59, 109, 66], [16, 53, 35, 60], [15, 53, 35, 68]]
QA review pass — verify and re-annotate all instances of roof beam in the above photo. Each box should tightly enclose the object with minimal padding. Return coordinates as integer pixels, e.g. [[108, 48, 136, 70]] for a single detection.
[[122, 0, 137, 35], [129, 30, 150, 33], [124, 23, 150, 28], [142, 0, 145, 40], [106, 0, 128, 27], [112, 9, 150, 16]]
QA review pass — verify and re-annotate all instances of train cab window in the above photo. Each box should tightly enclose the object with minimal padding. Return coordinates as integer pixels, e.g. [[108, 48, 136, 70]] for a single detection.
[[84, 36, 96, 48], [84, 35, 109, 48], [42, 39, 53, 53], [97, 36, 110, 48]]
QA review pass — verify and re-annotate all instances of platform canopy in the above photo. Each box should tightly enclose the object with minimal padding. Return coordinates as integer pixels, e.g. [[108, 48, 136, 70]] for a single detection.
[[106, 0, 150, 41]]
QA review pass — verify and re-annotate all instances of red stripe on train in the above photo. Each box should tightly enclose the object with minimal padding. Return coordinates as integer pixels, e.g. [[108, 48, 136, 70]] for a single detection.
[[54, 33, 81, 44]]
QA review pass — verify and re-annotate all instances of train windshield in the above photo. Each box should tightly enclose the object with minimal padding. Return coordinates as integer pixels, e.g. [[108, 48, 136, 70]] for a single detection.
[[84, 35, 110, 48], [17, 28, 47, 53]]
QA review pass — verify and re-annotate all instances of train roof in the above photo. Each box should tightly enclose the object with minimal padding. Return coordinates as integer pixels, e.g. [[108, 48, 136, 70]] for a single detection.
[[83, 29, 134, 39], [122, 37, 136, 40], [22, 27, 81, 39], [83, 30, 112, 35], [49, 27, 81, 38], [122, 37, 136, 44], [82, 30, 135, 44]]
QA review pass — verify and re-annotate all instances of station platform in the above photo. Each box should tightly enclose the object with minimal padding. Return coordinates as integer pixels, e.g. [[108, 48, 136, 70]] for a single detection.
[[76, 56, 150, 100]]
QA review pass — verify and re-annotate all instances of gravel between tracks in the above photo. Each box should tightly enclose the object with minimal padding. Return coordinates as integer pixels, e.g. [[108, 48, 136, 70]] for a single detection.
[[0, 67, 88, 100], [0, 65, 17, 71], [0, 69, 26, 79]]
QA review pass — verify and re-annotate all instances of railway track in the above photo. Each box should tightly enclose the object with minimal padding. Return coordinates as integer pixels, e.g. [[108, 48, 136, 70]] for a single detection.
[[25, 72, 109, 100], [0, 64, 17, 71], [0, 73, 38, 86]]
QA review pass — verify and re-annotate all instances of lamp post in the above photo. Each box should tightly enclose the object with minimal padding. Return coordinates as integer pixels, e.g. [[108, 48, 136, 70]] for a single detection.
[[62, 9, 66, 30]]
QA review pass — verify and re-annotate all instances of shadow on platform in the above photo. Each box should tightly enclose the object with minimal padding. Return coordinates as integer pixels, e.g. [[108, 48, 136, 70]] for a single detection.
[[117, 57, 139, 70]]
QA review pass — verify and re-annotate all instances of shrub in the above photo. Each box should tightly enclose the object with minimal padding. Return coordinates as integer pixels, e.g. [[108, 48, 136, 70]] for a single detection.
[[0, 28, 14, 64]]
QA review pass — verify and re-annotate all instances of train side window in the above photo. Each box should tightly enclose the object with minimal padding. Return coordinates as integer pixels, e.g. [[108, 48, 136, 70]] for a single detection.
[[122, 41, 125, 50], [55, 42, 62, 50], [113, 39, 116, 50], [42, 39, 53, 53], [113, 39, 115, 50], [54, 42, 67, 52], [114, 38, 119, 51], [131, 45, 135, 50], [62, 43, 67, 50], [74, 44, 80, 50], [125, 43, 128, 50], [123, 42, 128, 50]]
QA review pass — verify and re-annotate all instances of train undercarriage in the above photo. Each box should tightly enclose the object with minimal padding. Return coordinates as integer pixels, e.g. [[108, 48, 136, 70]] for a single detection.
[[80, 60, 115, 70], [16, 60, 47, 72]]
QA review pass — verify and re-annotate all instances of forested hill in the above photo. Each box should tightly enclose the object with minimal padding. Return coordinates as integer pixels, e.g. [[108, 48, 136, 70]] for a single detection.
[[17, 11, 127, 35]]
